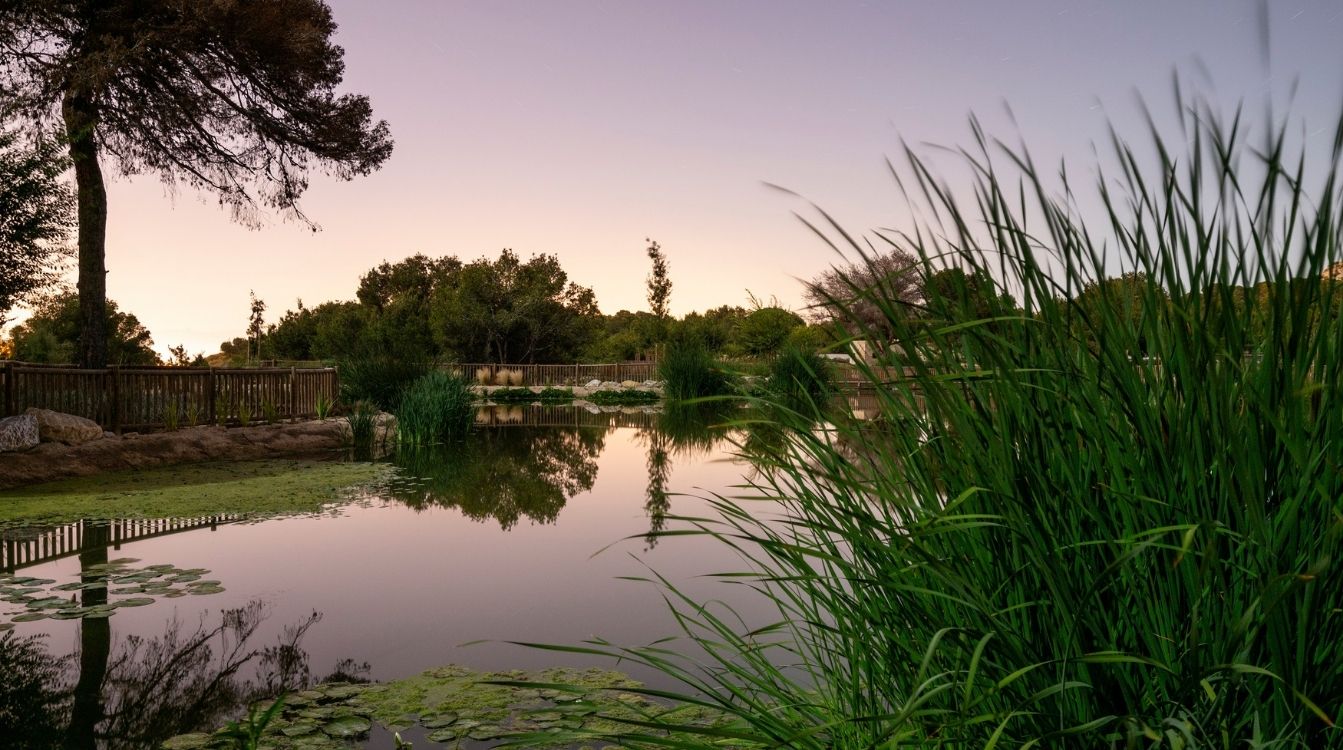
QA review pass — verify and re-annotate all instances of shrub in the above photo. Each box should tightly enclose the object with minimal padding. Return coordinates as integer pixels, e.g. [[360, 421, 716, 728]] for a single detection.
[[536, 387, 573, 403], [487, 386, 538, 403], [474, 367, 491, 385], [552, 93, 1343, 747], [493, 369, 511, 386], [586, 388, 658, 405], [507, 369, 524, 386], [394, 371, 474, 447], [766, 345, 833, 412], [659, 341, 734, 401], [337, 355, 429, 412]]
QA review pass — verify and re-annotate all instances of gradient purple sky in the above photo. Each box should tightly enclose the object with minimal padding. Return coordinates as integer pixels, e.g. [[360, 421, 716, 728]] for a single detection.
[[28, 1, 1343, 356]]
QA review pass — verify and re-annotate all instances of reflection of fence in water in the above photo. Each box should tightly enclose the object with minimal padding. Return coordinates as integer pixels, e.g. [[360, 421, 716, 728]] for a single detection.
[[474, 404, 659, 430], [1, 516, 239, 572]]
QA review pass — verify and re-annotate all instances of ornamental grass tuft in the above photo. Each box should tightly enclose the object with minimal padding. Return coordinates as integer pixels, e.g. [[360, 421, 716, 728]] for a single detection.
[[548, 90, 1343, 748]]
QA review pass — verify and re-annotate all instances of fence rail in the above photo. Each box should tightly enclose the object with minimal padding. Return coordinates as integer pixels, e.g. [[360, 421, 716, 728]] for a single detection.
[[445, 361, 659, 387], [0, 361, 338, 432]]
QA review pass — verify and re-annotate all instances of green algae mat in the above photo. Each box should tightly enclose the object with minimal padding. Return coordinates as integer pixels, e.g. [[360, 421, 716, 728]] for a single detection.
[[0, 459, 389, 527], [163, 665, 733, 749]]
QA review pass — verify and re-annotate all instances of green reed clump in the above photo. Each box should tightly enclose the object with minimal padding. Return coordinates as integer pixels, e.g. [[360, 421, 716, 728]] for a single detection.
[[342, 399, 378, 457], [765, 345, 833, 413], [555, 93, 1343, 748], [659, 340, 734, 400], [394, 371, 474, 447], [337, 355, 429, 412]]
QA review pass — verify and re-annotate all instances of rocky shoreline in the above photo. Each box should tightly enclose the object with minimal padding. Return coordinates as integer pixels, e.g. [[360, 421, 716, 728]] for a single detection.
[[0, 419, 351, 490]]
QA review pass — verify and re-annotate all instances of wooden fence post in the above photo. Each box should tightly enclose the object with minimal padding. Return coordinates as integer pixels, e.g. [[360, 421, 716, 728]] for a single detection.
[[108, 365, 121, 434], [2, 361, 13, 417], [289, 367, 297, 419], [207, 368, 217, 425]]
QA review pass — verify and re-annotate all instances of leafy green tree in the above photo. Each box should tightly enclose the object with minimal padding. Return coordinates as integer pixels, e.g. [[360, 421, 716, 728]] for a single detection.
[[1, 0, 393, 367], [357, 254, 461, 360], [0, 123, 72, 324], [672, 305, 747, 354], [10, 291, 157, 364], [431, 250, 600, 363], [733, 306, 804, 357], [803, 249, 923, 341], [924, 267, 1015, 321], [645, 238, 672, 341]]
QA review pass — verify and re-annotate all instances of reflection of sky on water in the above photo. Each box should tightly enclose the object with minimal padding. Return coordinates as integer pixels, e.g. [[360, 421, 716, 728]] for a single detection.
[[8, 421, 774, 717]]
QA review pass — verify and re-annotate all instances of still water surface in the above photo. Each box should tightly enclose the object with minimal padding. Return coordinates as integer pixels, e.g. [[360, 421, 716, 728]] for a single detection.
[[2, 407, 777, 748]]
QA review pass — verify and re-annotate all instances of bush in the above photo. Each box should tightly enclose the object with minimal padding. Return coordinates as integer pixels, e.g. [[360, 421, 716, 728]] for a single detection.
[[552, 93, 1343, 747], [486, 386, 537, 403], [337, 355, 429, 412], [586, 389, 659, 405], [766, 346, 833, 411], [659, 341, 734, 401], [394, 371, 474, 447]]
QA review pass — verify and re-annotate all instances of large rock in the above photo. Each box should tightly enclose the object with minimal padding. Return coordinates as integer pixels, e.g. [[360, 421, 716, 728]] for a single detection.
[[0, 413, 40, 452], [619, 380, 640, 388], [26, 408, 105, 445]]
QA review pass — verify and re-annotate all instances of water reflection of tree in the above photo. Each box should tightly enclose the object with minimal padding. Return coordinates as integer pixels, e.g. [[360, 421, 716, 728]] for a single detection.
[[0, 632, 69, 749], [391, 427, 605, 529], [641, 403, 735, 549], [0, 600, 345, 750]]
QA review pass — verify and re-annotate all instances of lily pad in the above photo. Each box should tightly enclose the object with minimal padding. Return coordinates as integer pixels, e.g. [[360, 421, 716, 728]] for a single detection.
[[422, 712, 458, 728], [11, 612, 49, 622], [280, 723, 319, 737], [321, 715, 371, 738], [426, 728, 458, 742], [468, 725, 504, 740], [115, 597, 154, 607]]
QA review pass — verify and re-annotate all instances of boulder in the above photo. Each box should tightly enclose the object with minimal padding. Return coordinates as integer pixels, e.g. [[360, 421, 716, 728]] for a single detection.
[[0, 413, 40, 452], [26, 408, 105, 445], [584, 379, 602, 389], [620, 380, 640, 388]]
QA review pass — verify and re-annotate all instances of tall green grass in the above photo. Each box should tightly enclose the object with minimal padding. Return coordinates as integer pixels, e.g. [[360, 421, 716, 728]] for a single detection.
[[336, 355, 429, 412], [660, 340, 735, 401], [394, 371, 474, 447], [548, 94, 1343, 747], [765, 345, 833, 414]]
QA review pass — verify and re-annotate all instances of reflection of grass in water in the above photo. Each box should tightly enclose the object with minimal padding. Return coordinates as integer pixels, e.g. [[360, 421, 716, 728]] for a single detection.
[[388, 427, 605, 529], [0, 460, 388, 526]]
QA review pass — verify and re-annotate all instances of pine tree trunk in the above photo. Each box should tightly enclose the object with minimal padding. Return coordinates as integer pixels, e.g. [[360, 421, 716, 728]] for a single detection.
[[63, 90, 109, 368]]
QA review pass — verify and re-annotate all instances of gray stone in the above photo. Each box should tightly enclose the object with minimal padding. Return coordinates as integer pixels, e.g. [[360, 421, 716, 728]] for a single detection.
[[584, 379, 602, 388], [0, 414, 40, 452], [25, 408, 105, 445], [620, 380, 639, 388]]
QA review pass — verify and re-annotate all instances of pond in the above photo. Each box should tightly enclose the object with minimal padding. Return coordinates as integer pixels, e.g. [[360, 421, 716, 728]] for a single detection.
[[0, 405, 778, 749]]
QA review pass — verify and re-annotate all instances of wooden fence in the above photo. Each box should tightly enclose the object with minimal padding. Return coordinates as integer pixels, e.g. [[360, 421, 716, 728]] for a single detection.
[[445, 361, 659, 387], [0, 361, 338, 432]]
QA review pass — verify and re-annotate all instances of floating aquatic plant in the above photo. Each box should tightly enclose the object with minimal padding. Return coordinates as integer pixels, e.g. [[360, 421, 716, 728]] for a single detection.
[[1, 559, 224, 625]]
